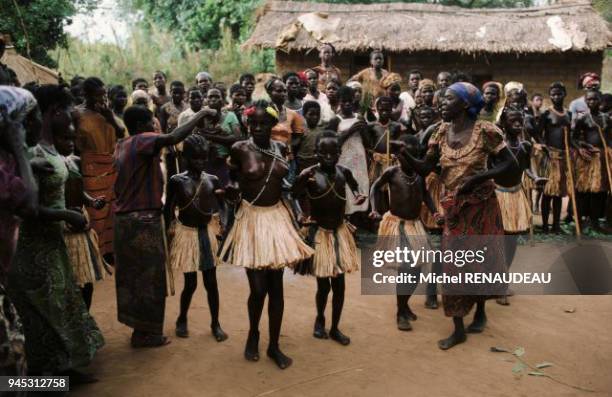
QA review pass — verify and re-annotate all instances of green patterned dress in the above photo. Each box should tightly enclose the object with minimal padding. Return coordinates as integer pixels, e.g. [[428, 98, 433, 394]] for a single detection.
[[8, 144, 104, 373]]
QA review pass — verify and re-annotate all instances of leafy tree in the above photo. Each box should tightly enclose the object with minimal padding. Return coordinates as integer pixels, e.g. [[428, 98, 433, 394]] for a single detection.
[[0, 0, 97, 67]]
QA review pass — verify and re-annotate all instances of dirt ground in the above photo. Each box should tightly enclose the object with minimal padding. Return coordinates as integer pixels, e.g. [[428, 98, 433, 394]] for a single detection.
[[70, 241, 612, 397]]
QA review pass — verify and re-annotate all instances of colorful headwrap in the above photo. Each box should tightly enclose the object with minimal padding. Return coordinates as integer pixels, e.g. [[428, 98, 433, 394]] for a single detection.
[[418, 79, 435, 90], [243, 104, 279, 121], [447, 82, 485, 120], [0, 86, 37, 124], [380, 73, 402, 89], [504, 81, 524, 96], [297, 71, 308, 85], [580, 72, 600, 89], [346, 81, 362, 90]]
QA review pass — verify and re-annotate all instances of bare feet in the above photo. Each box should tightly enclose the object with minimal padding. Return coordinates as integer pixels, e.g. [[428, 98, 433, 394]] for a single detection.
[[496, 296, 510, 306], [267, 346, 293, 369], [131, 333, 171, 348], [406, 308, 417, 321], [329, 328, 350, 345], [175, 320, 188, 338], [212, 324, 228, 342], [244, 330, 259, 362], [466, 312, 487, 333], [313, 316, 328, 339], [425, 295, 439, 309], [397, 315, 412, 331], [438, 332, 467, 350]]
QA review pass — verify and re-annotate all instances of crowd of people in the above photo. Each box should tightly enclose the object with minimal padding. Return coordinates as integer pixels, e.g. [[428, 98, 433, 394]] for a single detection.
[[0, 40, 610, 381]]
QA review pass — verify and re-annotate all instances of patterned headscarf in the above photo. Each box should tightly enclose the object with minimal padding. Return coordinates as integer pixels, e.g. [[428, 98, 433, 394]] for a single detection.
[[380, 73, 402, 89], [0, 86, 37, 124], [504, 81, 524, 96], [447, 82, 485, 120], [580, 72, 600, 89]]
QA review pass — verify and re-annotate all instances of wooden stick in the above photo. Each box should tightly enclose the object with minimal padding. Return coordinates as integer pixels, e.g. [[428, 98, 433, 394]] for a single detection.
[[563, 127, 581, 241], [595, 125, 612, 193]]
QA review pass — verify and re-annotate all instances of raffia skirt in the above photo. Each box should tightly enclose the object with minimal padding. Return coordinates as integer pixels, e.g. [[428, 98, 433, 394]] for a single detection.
[[169, 217, 221, 273], [543, 147, 569, 197], [524, 143, 546, 191], [64, 227, 111, 287], [294, 222, 359, 278], [420, 173, 444, 230], [377, 212, 431, 269], [495, 184, 532, 233], [574, 148, 609, 193], [220, 200, 314, 269]]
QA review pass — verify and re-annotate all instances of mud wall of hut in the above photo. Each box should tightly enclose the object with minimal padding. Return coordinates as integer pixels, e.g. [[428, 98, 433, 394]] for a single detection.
[[276, 50, 604, 101]]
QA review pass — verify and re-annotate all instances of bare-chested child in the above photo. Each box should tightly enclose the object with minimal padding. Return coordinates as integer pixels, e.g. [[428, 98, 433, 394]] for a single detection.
[[165, 134, 228, 342], [494, 107, 546, 305], [572, 89, 611, 232], [369, 134, 439, 331], [538, 82, 572, 233], [368, 96, 403, 212], [293, 131, 367, 345]]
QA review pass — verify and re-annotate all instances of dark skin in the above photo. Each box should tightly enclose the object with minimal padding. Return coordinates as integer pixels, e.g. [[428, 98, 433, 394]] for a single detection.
[[292, 137, 365, 345], [197, 88, 243, 151], [110, 89, 128, 118], [228, 108, 293, 369], [328, 96, 370, 149], [159, 85, 185, 133], [284, 75, 302, 111], [572, 92, 611, 229], [369, 142, 438, 327], [397, 89, 519, 350], [370, 101, 402, 154], [408, 73, 421, 95], [241, 77, 255, 104], [387, 84, 403, 121], [164, 143, 228, 342], [80, 85, 125, 139], [437, 72, 451, 90], [538, 87, 572, 233], [306, 70, 320, 98], [420, 86, 435, 107], [325, 82, 340, 111], [371, 52, 385, 80], [482, 86, 500, 112], [197, 74, 212, 95], [152, 72, 170, 110]]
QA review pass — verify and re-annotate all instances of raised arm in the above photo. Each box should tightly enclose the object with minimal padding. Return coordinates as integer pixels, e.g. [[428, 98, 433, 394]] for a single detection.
[[292, 165, 316, 198], [154, 108, 215, 151]]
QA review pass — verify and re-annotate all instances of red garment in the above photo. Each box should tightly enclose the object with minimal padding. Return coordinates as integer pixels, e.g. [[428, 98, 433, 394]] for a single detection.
[[113, 133, 163, 213]]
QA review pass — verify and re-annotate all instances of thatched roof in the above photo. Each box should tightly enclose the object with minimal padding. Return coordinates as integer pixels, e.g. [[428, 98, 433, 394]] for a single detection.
[[1, 46, 59, 85], [244, 0, 611, 54]]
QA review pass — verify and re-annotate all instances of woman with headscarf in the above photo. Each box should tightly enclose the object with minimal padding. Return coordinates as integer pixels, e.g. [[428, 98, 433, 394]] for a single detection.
[[0, 86, 40, 377], [398, 82, 519, 350], [569, 72, 601, 121], [380, 73, 408, 124]]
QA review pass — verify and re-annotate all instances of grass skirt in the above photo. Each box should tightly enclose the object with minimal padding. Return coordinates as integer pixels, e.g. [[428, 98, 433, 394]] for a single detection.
[[543, 147, 568, 197], [64, 227, 111, 287], [169, 217, 221, 273], [574, 149, 608, 193], [220, 200, 314, 269], [495, 184, 531, 233], [420, 173, 444, 230], [524, 143, 546, 191], [377, 212, 431, 269], [295, 222, 359, 278]]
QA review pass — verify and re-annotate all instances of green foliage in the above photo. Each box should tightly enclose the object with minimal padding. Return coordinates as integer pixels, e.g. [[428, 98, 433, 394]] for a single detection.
[[593, 0, 612, 23], [122, 0, 264, 50], [0, 0, 97, 67], [50, 25, 274, 88]]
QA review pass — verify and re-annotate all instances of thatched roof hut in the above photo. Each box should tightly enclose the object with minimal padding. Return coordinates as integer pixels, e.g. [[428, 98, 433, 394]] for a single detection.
[[245, 0, 611, 98], [1, 38, 59, 86]]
